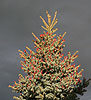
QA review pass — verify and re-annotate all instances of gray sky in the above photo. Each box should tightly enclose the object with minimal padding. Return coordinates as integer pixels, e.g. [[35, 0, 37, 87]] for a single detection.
[[0, 0, 91, 100]]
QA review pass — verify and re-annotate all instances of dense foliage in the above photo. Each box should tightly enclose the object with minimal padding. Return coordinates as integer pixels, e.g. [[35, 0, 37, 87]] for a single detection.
[[9, 11, 91, 100]]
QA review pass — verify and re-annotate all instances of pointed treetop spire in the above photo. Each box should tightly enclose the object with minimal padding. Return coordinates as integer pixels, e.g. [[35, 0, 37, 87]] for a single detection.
[[40, 10, 58, 34]]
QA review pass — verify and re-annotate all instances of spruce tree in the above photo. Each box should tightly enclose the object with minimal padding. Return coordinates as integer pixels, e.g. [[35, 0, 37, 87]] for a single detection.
[[9, 11, 91, 100]]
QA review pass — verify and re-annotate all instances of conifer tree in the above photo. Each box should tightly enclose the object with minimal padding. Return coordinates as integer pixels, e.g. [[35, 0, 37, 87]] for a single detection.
[[9, 11, 91, 100]]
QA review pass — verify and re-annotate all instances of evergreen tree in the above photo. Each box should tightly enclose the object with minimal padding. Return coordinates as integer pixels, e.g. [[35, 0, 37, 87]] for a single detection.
[[9, 11, 91, 100]]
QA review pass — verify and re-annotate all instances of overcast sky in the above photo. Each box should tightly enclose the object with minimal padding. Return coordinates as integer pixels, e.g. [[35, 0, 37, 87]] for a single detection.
[[0, 0, 91, 100]]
